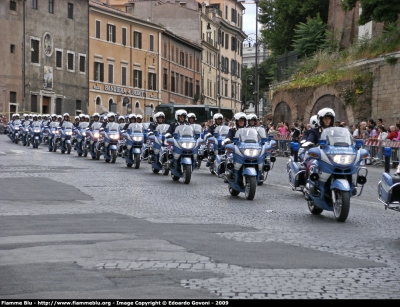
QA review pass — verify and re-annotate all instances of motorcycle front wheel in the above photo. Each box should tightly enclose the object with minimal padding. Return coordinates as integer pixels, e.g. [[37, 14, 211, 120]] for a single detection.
[[111, 149, 117, 163], [67, 144, 71, 154], [134, 153, 141, 169], [34, 139, 39, 149], [182, 164, 192, 184], [245, 176, 256, 200], [333, 189, 350, 222]]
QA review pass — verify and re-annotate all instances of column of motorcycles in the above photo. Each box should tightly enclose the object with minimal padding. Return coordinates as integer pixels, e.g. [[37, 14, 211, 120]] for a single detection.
[[7, 114, 400, 220]]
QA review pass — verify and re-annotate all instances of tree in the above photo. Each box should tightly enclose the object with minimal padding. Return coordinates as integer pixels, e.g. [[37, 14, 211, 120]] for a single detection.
[[292, 13, 329, 58], [341, 0, 400, 26], [258, 0, 330, 56]]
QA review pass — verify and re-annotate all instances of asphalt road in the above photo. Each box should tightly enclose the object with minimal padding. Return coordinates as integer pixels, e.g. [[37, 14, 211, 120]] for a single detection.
[[0, 135, 399, 299]]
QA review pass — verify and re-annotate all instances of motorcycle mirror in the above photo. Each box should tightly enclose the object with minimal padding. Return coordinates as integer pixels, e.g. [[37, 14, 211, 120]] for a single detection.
[[355, 139, 363, 149], [261, 137, 268, 143], [173, 133, 178, 138], [214, 133, 218, 137], [233, 137, 239, 143], [154, 131, 159, 136], [201, 133, 204, 139], [319, 139, 326, 148], [196, 133, 200, 139]]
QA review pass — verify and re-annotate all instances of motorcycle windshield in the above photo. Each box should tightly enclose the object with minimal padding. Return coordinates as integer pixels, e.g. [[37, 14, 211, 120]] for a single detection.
[[79, 122, 90, 129], [175, 125, 195, 138], [13, 120, 22, 126], [215, 126, 230, 137], [92, 122, 102, 130], [128, 123, 143, 133], [142, 123, 150, 131], [32, 123, 41, 129], [255, 127, 267, 138], [191, 124, 203, 135], [107, 123, 119, 132], [63, 122, 74, 130], [235, 128, 260, 143], [156, 124, 169, 135], [321, 127, 354, 146]]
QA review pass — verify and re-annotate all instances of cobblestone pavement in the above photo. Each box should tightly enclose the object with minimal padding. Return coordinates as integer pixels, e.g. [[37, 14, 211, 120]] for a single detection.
[[0, 136, 399, 299]]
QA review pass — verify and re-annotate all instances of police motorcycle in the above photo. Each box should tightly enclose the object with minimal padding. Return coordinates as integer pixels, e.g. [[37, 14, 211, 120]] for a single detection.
[[302, 127, 368, 222], [20, 120, 31, 146], [166, 124, 203, 184], [378, 147, 400, 212], [223, 128, 273, 200], [147, 124, 170, 175], [46, 121, 61, 152], [9, 119, 22, 144], [74, 122, 90, 157], [88, 122, 103, 160], [121, 123, 144, 168], [58, 122, 74, 154], [191, 124, 204, 169], [206, 125, 230, 175], [99, 122, 120, 163], [27, 121, 43, 149]]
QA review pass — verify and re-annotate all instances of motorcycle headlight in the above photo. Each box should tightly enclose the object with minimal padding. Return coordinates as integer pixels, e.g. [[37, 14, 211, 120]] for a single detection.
[[82, 132, 87, 136], [328, 154, 355, 165], [93, 132, 99, 138], [180, 141, 196, 149], [110, 134, 119, 140], [132, 136, 144, 142], [33, 129, 41, 133], [240, 148, 261, 157], [25, 129, 29, 132], [65, 131, 72, 135]]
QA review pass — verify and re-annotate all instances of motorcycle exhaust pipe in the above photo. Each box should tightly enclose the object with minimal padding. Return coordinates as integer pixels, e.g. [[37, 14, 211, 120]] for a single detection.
[[357, 175, 367, 185]]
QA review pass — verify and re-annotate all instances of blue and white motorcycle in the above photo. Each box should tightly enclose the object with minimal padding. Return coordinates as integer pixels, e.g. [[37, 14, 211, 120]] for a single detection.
[[21, 121, 31, 146], [74, 122, 90, 157], [9, 120, 22, 144], [166, 124, 203, 184], [207, 125, 230, 175], [88, 122, 103, 160], [147, 124, 170, 175], [378, 147, 400, 212], [58, 122, 74, 154], [46, 123, 60, 152], [28, 122, 43, 149], [302, 127, 368, 222], [121, 123, 144, 168], [99, 123, 120, 163], [224, 128, 273, 200]]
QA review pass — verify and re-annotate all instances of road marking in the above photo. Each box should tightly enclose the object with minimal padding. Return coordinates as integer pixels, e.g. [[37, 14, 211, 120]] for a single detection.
[[9, 149, 27, 154], [0, 151, 6, 155]]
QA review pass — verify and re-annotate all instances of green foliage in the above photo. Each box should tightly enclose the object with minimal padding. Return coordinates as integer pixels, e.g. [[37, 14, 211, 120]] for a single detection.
[[341, 0, 400, 26], [258, 0, 330, 56], [292, 13, 328, 58], [385, 56, 398, 65]]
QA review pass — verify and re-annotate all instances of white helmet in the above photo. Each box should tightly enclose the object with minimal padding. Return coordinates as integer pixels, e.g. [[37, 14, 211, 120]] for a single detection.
[[57, 115, 62, 120], [85, 114, 90, 120], [234, 112, 247, 127], [128, 113, 137, 120], [107, 112, 116, 120], [213, 113, 223, 124], [309, 115, 318, 128], [187, 113, 196, 120], [118, 115, 125, 121], [136, 114, 143, 121], [175, 109, 187, 121], [155, 112, 165, 123], [63, 113, 70, 118], [74, 116, 80, 121], [23, 113, 28, 118], [317, 108, 335, 127], [51, 114, 57, 118], [246, 113, 257, 122], [14, 113, 20, 118], [93, 112, 100, 118], [79, 113, 85, 118]]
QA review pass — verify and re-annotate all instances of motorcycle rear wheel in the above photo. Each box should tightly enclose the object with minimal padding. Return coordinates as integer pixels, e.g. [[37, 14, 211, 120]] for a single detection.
[[333, 189, 350, 222], [229, 186, 240, 196], [307, 200, 323, 215], [182, 164, 192, 184], [245, 176, 256, 200], [134, 153, 141, 169]]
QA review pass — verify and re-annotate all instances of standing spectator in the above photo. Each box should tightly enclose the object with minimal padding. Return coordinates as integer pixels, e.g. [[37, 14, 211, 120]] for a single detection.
[[367, 124, 377, 139], [387, 126, 398, 140], [377, 118, 384, 128], [277, 122, 288, 135], [353, 122, 368, 139], [290, 122, 301, 141]]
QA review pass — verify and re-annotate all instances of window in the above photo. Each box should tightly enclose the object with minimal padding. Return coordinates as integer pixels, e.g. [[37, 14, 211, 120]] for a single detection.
[[189, 55, 192, 69], [150, 35, 154, 51], [32, 0, 38, 9], [224, 83, 228, 97], [67, 52, 74, 71], [164, 42, 167, 58], [10, 92, 16, 103], [163, 68, 168, 90], [196, 57, 199, 72], [133, 70, 142, 88], [122, 28, 127, 46], [122, 67, 127, 86], [107, 24, 116, 43], [176, 48, 178, 64], [231, 36, 236, 51], [68, 3, 73, 19], [10, 1, 16, 11], [55, 98, 62, 114], [196, 80, 200, 97], [108, 64, 113, 83], [171, 46, 174, 61], [148, 72, 156, 90], [231, 8, 237, 23], [76, 100, 81, 111], [10, 45, 15, 53], [95, 20, 101, 39], [49, 0, 54, 13], [56, 50, 62, 68], [221, 31, 224, 47], [175, 74, 179, 93], [31, 39, 39, 63], [134, 31, 142, 49], [185, 53, 188, 67], [96, 97, 101, 105], [31, 95, 38, 113], [189, 78, 193, 97], [171, 72, 175, 92], [225, 5, 228, 19], [225, 58, 229, 73], [180, 52, 184, 66], [94, 62, 104, 82], [79, 54, 85, 73], [231, 84, 235, 98], [225, 34, 229, 49], [184, 77, 189, 96]]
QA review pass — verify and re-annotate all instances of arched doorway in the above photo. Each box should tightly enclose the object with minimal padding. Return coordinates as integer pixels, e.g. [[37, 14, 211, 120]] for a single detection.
[[311, 95, 348, 125], [273, 101, 292, 125]]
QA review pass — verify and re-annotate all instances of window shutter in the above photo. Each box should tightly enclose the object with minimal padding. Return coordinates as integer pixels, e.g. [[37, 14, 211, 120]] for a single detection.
[[100, 63, 104, 82], [96, 21, 100, 39], [139, 33, 142, 49], [107, 25, 110, 41], [122, 28, 126, 46], [122, 67, 126, 86], [139, 71, 142, 88], [113, 26, 116, 43]]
